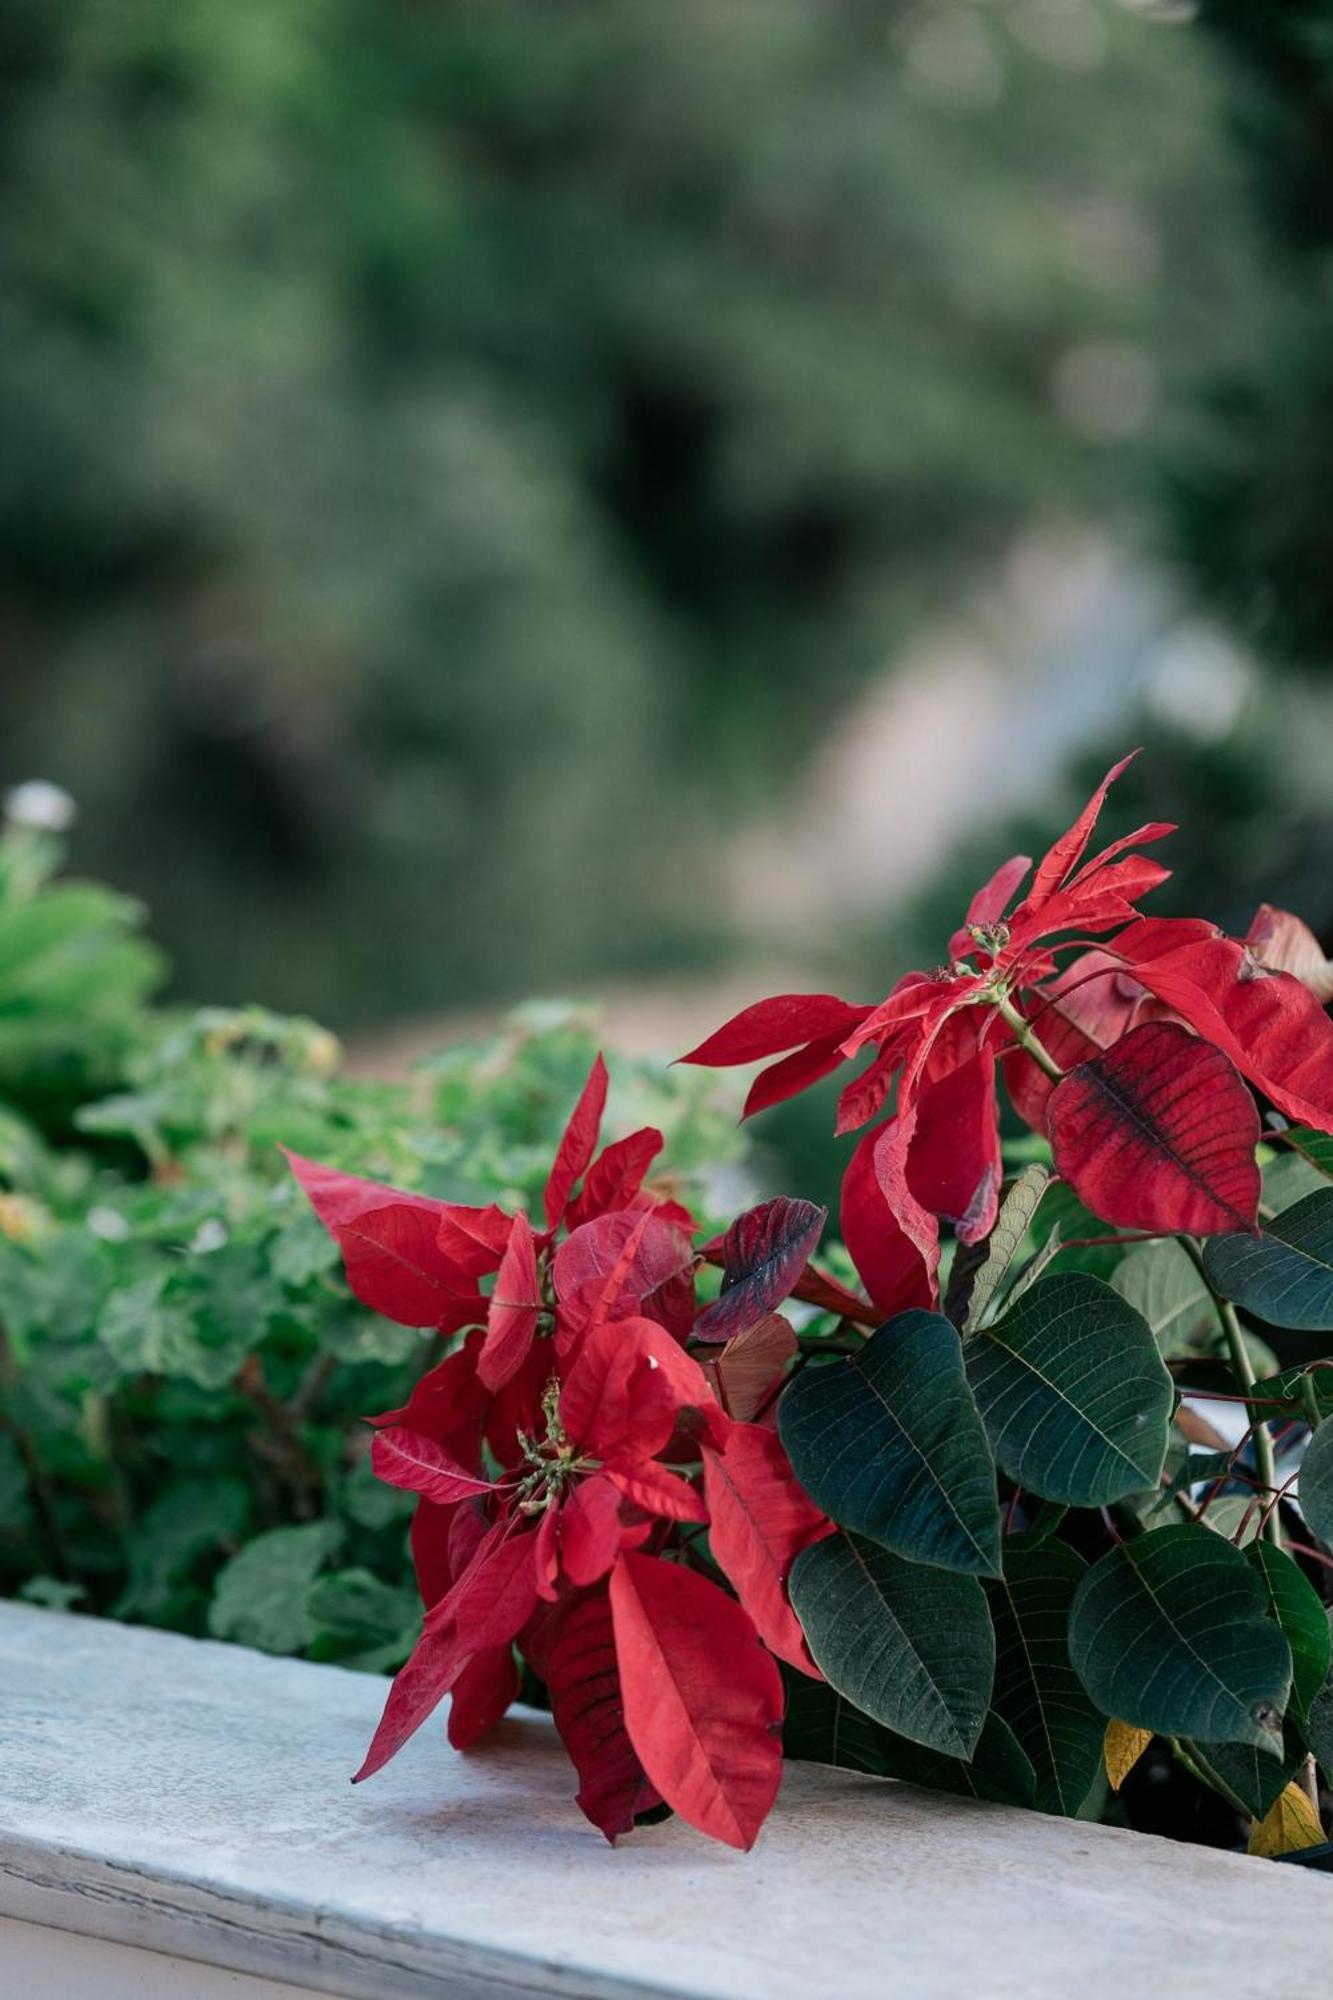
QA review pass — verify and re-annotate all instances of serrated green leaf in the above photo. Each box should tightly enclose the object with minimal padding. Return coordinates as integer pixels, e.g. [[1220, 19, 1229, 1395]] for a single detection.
[[778, 1310, 1000, 1576], [1204, 1190, 1333, 1331], [966, 1272, 1173, 1506], [789, 1529, 994, 1758], [1069, 1524, 1292, 1752], [987, 1538, 1105, 1816]]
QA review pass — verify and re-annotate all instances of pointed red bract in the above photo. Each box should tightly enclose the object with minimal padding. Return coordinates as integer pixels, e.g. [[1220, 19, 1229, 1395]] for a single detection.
[[1048, 1021, 1261, 1236], [447, 1646, 520, 1749], [543, 1588, 660, 1842], [435, 1203, 514, 1278], [478, 1211, 542, 1391], [566, 1127, 664, 1229], [283, 1150, 440, 1232], [544, 1054, 609, 1229], [839, 1121, 935, 1317], [371, 1426, 503, 1506], [905, 1038, 1002, 1245], [609, 1552, 783, 1849], [553, 1210, 695, 1338], [702, 1423, 829, 1675], [693, 1196, 826, 1343], [337, 1203, 487, 1332], [557, 1473, 626, 1588], [605, 1458, 708, 1522], [678, 994, 871, 1069]]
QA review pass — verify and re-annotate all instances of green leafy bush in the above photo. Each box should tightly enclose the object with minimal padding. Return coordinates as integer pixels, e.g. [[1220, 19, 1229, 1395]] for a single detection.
[[0, 820, 742, 1662]]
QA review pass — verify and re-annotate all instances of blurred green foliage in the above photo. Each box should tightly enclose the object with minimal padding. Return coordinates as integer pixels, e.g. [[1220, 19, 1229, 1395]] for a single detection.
[[0, 0, 1260, 1024], [0, 821, 743, 1658]]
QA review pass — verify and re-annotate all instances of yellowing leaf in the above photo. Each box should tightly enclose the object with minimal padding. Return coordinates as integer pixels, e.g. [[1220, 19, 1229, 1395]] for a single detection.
[[1248, 1781, 1323, 1858], [1104, 1718, 1152, 1792]]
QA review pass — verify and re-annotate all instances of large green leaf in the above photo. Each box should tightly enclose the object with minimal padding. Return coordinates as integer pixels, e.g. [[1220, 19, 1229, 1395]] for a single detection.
[[1203, 1189, 1333, 1330], [788, 1530, 994, 1758], [1247, 1539, 1332, 1719], [987, 1538, 1105, 1816], [1111, 1239, 1216, 1358], [1298, 1418, 1333, 1548], [208, 1521, 343, 1655], [966, 1272, 1173, 1506], [1069, 1524, 1291, 1752], [778, 1311, 1000, 1576], [1185, 1725, 1307, 1819], [782, 1671, 1035, 1808]]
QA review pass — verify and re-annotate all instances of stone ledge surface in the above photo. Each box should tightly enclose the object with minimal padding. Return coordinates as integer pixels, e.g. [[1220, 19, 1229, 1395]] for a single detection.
[[0, 1601, 1329, 2000]]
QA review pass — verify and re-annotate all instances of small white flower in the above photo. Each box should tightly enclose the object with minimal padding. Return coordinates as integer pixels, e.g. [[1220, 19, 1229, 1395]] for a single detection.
[[5, 779, 76, 833]]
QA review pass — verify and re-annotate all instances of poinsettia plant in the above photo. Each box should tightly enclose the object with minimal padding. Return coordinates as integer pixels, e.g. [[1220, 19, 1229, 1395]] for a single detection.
[[296, 753, 1333, 1858]]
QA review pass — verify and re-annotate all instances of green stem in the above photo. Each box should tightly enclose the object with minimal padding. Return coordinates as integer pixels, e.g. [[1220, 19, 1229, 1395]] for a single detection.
[[994, 994, 1063, 1082], [1181, 1237, 1281, 1547]]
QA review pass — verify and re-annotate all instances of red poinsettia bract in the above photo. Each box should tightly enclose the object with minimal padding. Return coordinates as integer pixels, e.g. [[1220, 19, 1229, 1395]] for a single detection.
[[289, 1064, 832, 1847], [680, 751, 1333, 1296]]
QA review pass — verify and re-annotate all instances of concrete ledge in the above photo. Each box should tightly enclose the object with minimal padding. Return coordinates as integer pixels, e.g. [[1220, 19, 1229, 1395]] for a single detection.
[[0, 1601, 1329, 2000]]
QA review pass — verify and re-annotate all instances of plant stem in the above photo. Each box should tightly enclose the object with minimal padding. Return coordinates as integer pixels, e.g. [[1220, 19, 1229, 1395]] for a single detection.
[[994, 994, 1063, 1082], [1181, 1237, 1281, 1546]]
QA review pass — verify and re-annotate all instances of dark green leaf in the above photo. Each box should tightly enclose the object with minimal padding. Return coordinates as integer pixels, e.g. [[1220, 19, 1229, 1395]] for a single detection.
[[1186, 1723, 1307, 1818], [782, 1669, 1035, 1808], [1069, 1524, 1292, 1752], [1247, 1540, 1331, 1719], [1111, 1239, 1216, 1357], [789, 1530, 994, 1758], [208, 1520, 343, 1655], [778, 1310, 1000, 1576], [1203, 1189, 1333, 1330], [1299, 1418, 1333, 1548], [987, 1538, 1105, 1816], [966, 1272, 1173, 1506]]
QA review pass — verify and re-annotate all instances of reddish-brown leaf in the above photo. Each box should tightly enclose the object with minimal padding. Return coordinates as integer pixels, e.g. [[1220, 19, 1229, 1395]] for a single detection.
[[709, 1314, 798, 1421], [544, 1587, 660, 1842], [336, 1202, 487, 1332], [544, 1054, 609, 1229], [1048, 1021, 1261, 1236], [609, 1552, 783, 1850], [693, 1197, 826, 1343], [702, 1423, 828, 1675], [477, 1211, 542, 1391]]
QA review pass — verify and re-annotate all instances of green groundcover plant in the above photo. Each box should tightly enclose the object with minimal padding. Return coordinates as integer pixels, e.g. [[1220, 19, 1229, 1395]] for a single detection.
[[292, 753, 1333, 1859]]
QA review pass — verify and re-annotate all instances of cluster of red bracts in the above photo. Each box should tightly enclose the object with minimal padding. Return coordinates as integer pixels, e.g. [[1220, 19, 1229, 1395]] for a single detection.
[[289, 1058, 835, 1849], [681, 751, 1333, 1313]]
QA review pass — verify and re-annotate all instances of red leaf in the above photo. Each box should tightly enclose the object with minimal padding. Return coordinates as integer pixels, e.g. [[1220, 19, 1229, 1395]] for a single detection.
[[609, 1552, 783, 1849], [741, 1035, 852, 1120], [560, 1316, 715, 1462], [947, 851, 1032, 959], [1048, 1021, 1261, 1235], [567, 1128, 664, 1230], [905, 1044, 1002, 1245], [478, 1211, 542, 1392], [709, 1314, 798, 1421], [694, 1197, 826, 1343], [435, 1203, 514, 1279], [606, 1458, 708, 1522], [283, 1150, 440, 1233], [337, 1203, 487, 1332], [1005, 952, 1154, 1132], [372, 1327, 489, 1450], [371, 1426, 503, 1506], [1116, 920, 1333, 1131], [558, 1473, 626, 1588], [702, 1423, 828, 1675], [447, 1646, 519, 1749], [678, 994, 870, 1069], [839, 1122, 935, 1317], [1246, 904, 1333, 1004], [544, 1588, 660, 1842], [410, 1498, 457, 1609], [553, 1210, 695, 1335], [1024, 750, 1138, 909], [544, 1054, 609, 1229], [354, 1524, 537, 1780]]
